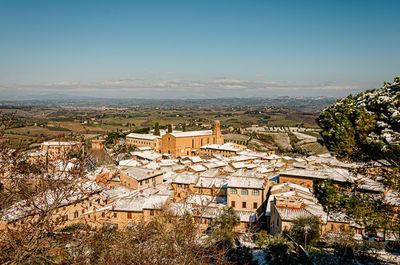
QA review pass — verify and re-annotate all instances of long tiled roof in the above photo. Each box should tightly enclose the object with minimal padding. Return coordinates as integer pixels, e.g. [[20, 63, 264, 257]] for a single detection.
[[169, 130, 213, 138]]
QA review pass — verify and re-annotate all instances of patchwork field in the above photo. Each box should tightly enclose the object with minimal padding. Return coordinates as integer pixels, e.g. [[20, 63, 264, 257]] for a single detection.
[[0, 100, 328, 153]]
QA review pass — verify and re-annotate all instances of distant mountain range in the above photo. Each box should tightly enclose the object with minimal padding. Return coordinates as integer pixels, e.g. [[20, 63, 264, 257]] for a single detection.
[[2, 93, 102, 101], [0, 94, 336, 111]]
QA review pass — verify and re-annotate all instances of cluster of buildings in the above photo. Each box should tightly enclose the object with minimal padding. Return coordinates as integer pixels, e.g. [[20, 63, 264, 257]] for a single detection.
[[1, 122, 399, 242]]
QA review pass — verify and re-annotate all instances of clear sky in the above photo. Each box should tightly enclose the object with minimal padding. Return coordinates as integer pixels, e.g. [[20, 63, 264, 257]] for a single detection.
[[0, 0, 399, 99]]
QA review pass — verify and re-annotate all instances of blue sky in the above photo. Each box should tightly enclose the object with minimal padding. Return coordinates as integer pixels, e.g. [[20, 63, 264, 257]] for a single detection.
[[0, 0, 399, 99]]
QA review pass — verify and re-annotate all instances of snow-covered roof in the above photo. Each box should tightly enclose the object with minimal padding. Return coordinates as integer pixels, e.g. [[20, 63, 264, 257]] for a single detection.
[[189, 156, 203, 163], [231, 162, 246, 169], [190, 164, 207, 172], [122, 167, 163, 181], [126, 133, 161, 140], [42, 141, 80, 146], [266, 190, 316, 215], [383, 190, 400, 206], [2, 181, 102, 222], [201, 143, 242, 152], [159, 159, 179, 167], [230, 155, 258, 162], [279, 168, 355, 183], [274, 204, 312, 221], [169, 130, 213, 138], [271, 182, 312, 194], [113, 194, 169, 212], [264, 154, 282, 160], [119, 159, 142, 167], [131, 151, 162, 161], [194, 177, 228, 189], [200, 168, 219, 178], [172, 172, 198, 184], [356, 176, 386, 193], [28, 150, 47, 157], [203, 161, 227, 169], [227, 177, 265, 189], [101, 185, 136, 200]]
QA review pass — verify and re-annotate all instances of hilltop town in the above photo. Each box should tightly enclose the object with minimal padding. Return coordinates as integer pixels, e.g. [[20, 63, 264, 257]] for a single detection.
[[1, 116, 399, 264]]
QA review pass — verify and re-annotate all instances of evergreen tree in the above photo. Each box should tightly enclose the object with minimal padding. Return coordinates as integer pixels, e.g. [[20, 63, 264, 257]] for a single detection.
[[317, 76, 400, 167], [154, 122, 160, 136], [290, 215, 320, 248], [183, 123, 187, 132], [211, 207, 240, 246], [317, 77, 400, 240], [257, 232, 295, 265], [168, 124, 173, 133]]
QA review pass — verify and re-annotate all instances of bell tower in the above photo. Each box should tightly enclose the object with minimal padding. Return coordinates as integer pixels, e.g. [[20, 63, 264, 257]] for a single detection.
[[212, 120, 224, 144]]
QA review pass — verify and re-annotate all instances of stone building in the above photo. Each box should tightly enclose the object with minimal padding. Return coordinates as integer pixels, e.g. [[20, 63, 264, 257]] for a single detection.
[[119, 167, 163, 190], [161, 121, 224, 156], [226, 177, 268, 214], [40, 141, 84, 161], [126, 133, 162, 152]]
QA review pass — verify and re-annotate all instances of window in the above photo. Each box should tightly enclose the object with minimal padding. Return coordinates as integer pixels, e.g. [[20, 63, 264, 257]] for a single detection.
[[252, 190, 260, 196], [127, 212, 132, 219], [201, 139, 203, 146], [241, 189, 248, 195], [192, 139, 194, 148], [139, 181, 143, 186], [231, 201, 236, 207], [74, 211, 78, 218], [207, 138, 209, 144], [101, 212, 105, 218], [113, 213, 117, 218], [230, 188, 237, 194], [253, 202, 258, 209], [184, 184, 189, 189], [146, 179, 149, 184], [150, 210, 154, 216], [242, 202, 247, 208], [152, 178, 155, 182], [178, 183, 182, 188]]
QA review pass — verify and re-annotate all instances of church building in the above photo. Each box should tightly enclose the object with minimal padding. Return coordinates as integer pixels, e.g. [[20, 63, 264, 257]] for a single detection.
[[161, 121, 224, 156]]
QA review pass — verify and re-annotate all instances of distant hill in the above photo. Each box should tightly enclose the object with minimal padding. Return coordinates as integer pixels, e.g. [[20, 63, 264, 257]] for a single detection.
[[0, 96, 336, 111]]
